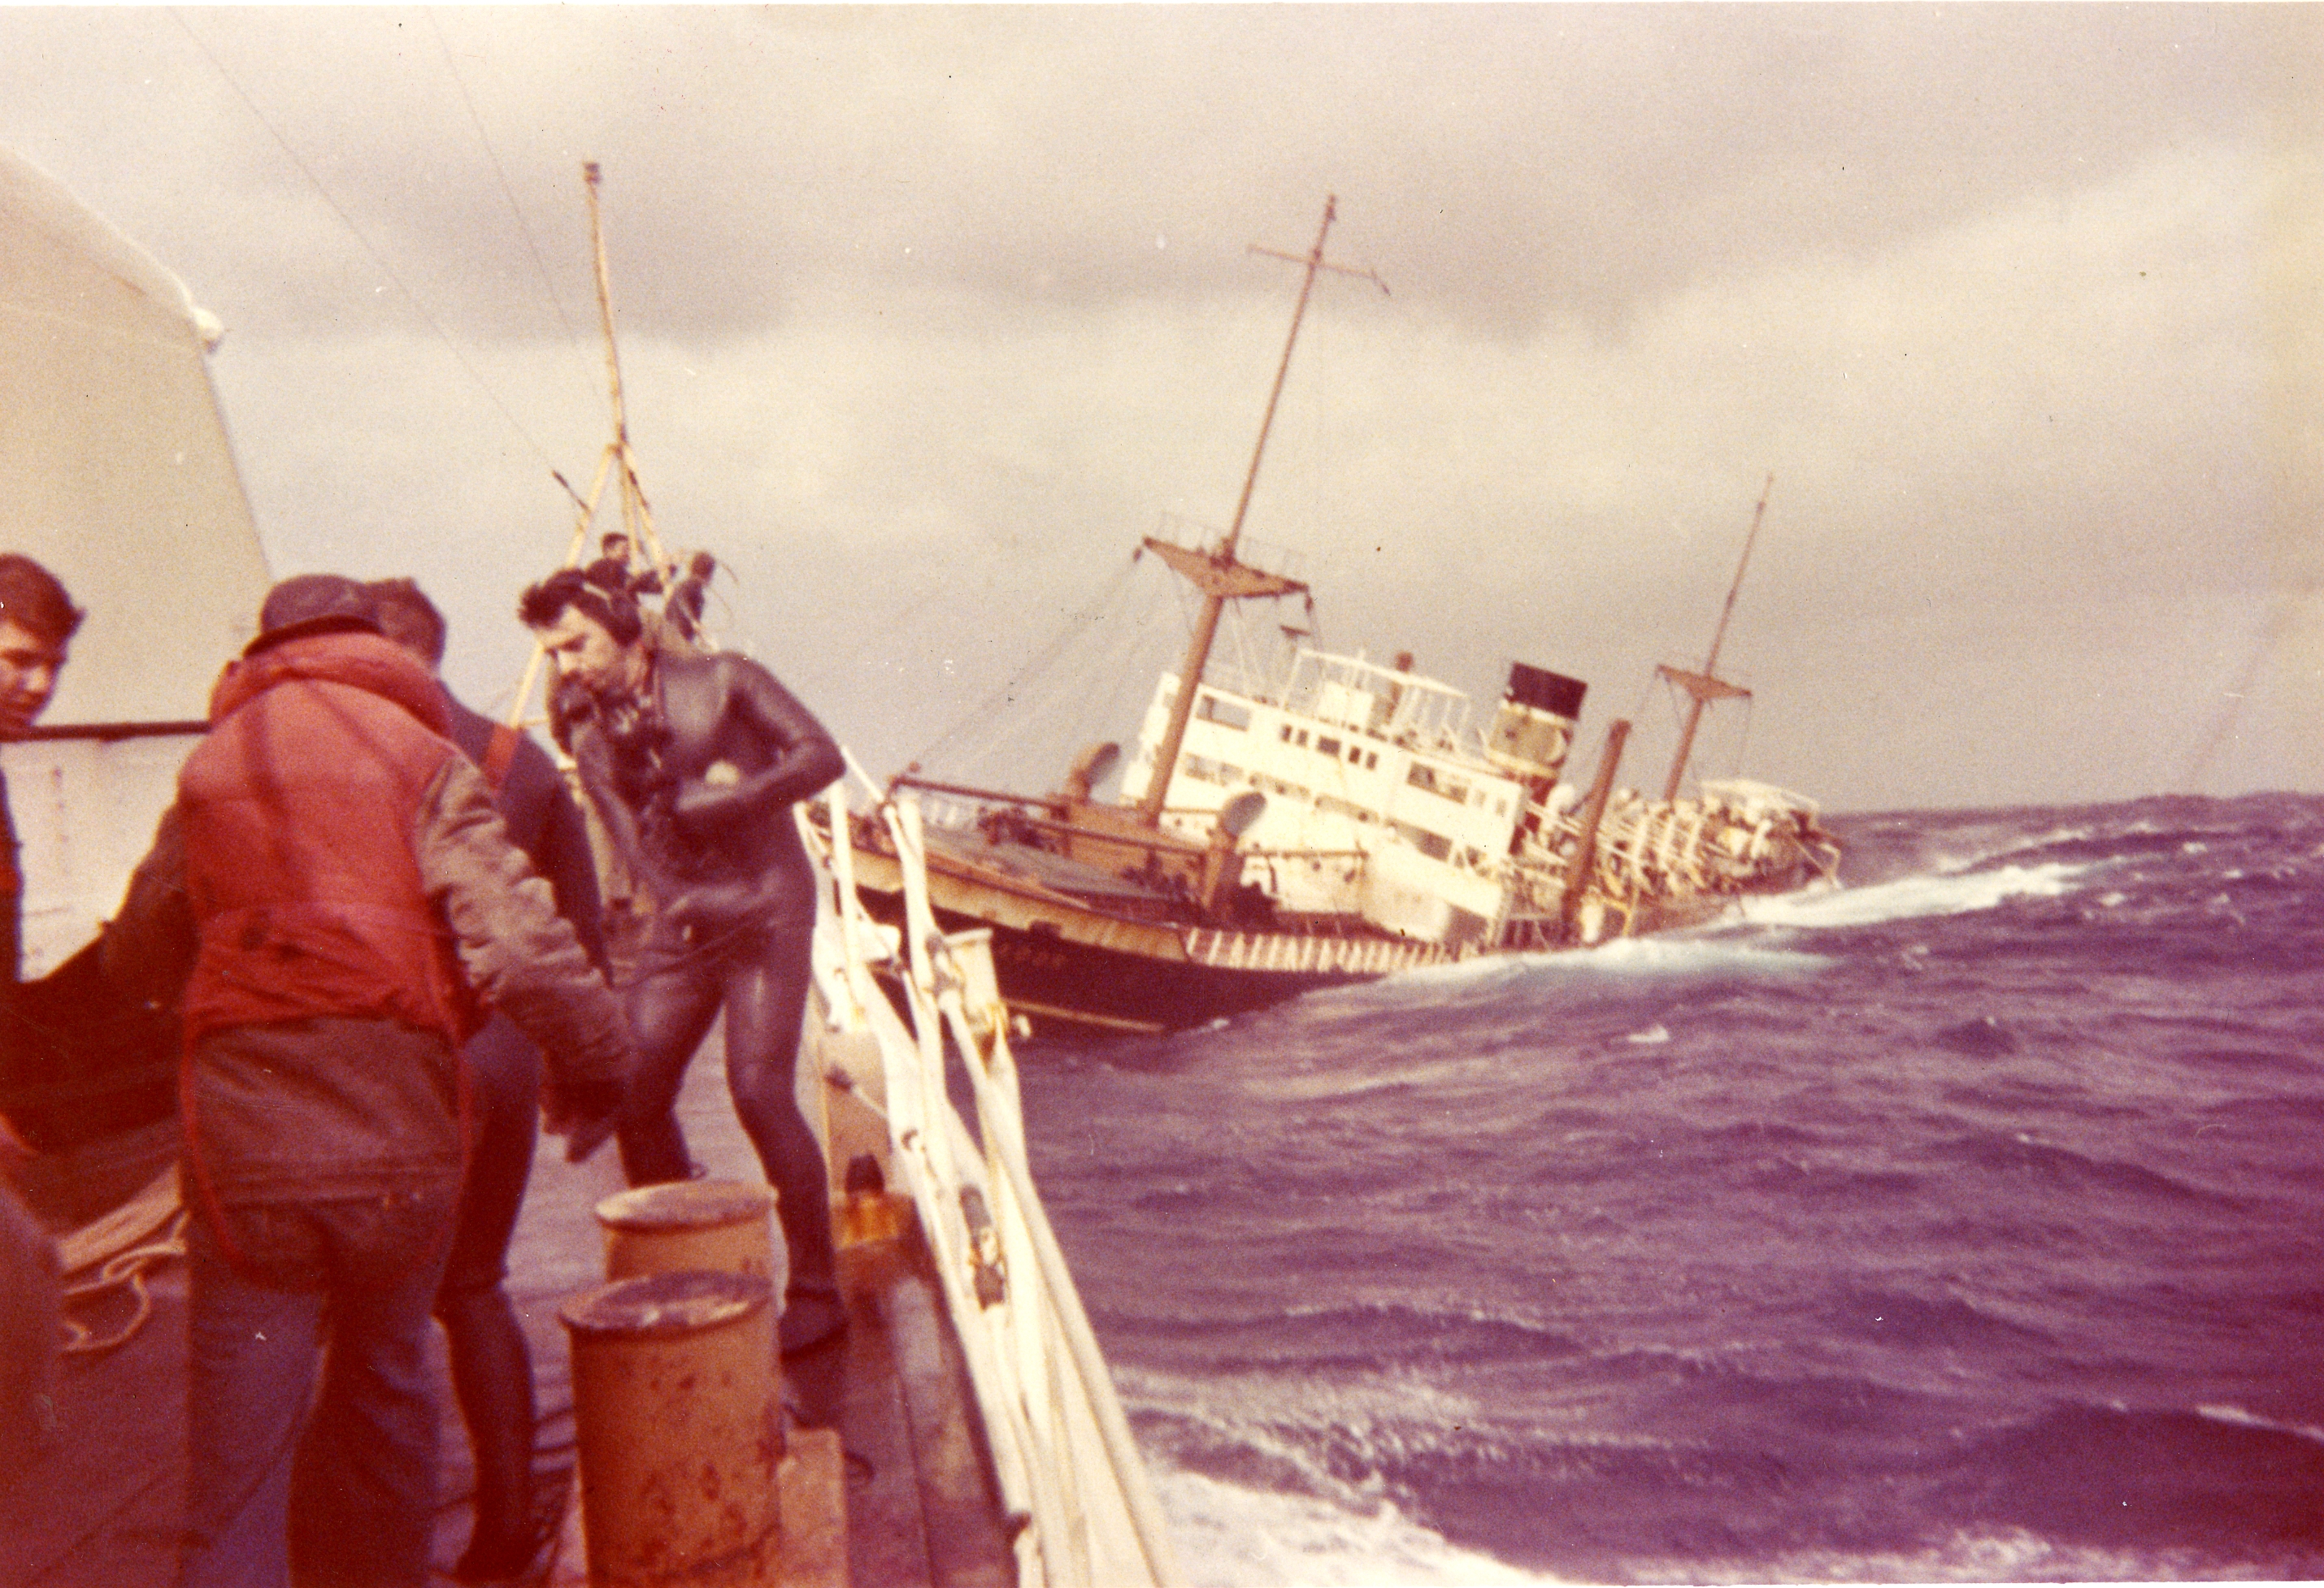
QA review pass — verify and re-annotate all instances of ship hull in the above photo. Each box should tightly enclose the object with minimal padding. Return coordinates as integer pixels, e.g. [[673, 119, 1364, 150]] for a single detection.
[[847, 838, 1440, 1037]]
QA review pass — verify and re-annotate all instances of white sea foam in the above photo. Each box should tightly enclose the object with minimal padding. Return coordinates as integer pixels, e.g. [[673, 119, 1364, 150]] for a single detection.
[[1160, 1476, 2221, 1586], [1720, 1525, 2239, 1583], [1245, 1053, 1508, 1103], [1160, 1467, 1565, 1587], [1918, 822, 2094, 878], [2198, 1400, 2324, 1446], [1731, 861, 2087, 931], [1369, 936, 1835, 998]]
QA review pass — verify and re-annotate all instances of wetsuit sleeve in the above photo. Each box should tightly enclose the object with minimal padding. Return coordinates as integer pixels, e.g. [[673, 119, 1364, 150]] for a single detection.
[[670, 655, 845, 827], [412, 756, 632, 1088]]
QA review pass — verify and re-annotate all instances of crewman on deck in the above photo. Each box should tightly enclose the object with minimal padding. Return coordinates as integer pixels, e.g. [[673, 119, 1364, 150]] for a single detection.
[[104, 574, 636, 1588], [368, 577, 608, 1582], [0, 554, 82, 980], [518, 564, 848, 1360], [0, 553, 79, 1473]]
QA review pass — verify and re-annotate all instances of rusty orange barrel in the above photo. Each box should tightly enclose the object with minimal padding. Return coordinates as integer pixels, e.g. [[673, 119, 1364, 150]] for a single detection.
[[595, 1179, 780, 1291], [559, 1270, 783, 1587]]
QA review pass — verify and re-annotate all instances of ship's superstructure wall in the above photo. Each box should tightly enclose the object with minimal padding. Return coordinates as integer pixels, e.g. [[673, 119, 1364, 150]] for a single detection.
[[0, 149, 270, 727], [1121, 651, 1530, 946], [0, 148, 271, 970]]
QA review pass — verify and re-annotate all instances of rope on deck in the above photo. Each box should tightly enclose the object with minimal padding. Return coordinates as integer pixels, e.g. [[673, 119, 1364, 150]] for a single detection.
[[56, 1162, 185, 1356]]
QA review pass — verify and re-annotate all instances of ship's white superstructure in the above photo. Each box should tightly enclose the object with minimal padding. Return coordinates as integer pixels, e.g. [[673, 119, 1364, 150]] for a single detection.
[[1119, 641, 1833, 952], [1121, 648, 1566, 948]]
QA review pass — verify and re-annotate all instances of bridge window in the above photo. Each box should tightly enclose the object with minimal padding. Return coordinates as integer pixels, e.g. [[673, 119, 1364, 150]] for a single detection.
[[1405, 762, 1472, 804], [1197, 694, 1251, 731], [1393, 821, 1453, 861]]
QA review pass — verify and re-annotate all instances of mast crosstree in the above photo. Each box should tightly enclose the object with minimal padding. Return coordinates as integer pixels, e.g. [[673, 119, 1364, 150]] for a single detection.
[[1134, 195, 1389, 825], [1657, 472, 1774, 800]]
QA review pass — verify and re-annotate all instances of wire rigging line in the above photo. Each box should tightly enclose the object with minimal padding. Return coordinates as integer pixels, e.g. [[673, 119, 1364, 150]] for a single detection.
[[171, 8, 565, 479], [424, 8, 580, 349], [906, 553, 1146, 773]]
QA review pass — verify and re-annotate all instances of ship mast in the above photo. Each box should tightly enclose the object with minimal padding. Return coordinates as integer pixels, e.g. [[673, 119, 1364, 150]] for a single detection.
[[509, 163, 676, 726], [1134, 195, 1387, 826], [1657, 473, 1772, 801]]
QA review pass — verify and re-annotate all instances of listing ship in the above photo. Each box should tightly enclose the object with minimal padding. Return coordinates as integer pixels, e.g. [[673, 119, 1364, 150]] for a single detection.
[[845, 200, 1839, 1039]]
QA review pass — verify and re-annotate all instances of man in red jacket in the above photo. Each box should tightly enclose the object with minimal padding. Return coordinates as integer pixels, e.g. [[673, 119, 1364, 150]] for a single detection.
[[107, 575, 634, 1588]]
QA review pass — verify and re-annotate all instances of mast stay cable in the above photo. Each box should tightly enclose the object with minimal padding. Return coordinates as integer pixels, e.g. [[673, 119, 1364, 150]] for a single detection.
[[424, 9, 584, 350], [171, 10, 574, 482], [903, 552, 1147, 774]]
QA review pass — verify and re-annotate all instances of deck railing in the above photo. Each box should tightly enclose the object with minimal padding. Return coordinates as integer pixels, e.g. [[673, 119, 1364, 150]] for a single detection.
[[804, 772, 1185, 1588]]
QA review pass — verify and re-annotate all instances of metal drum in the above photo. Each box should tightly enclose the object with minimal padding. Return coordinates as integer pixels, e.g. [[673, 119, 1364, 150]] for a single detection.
[[559, 1270, 783, 1587], [595, 1178, 780, 1291]]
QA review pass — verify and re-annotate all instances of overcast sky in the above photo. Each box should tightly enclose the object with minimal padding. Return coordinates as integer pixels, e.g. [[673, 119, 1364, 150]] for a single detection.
[[4, 5, 2318, 813]]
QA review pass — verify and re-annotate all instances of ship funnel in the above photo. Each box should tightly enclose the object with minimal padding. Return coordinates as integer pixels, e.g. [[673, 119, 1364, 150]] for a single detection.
[[1485, 662, 1587, 792]]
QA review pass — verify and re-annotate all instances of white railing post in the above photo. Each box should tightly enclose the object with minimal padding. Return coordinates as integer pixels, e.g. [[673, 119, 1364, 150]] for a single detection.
[[806, 777, 1184, 1588], [923, 934, 1184, 1588]]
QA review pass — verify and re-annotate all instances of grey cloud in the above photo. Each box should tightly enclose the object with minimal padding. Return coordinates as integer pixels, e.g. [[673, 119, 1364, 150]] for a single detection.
[[5, 4, 2317, 810], [27, 7, 2288, 343]]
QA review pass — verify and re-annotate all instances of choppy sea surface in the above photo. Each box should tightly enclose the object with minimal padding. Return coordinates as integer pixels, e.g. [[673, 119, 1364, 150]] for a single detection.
[[1017, 794, 2324, 1584]]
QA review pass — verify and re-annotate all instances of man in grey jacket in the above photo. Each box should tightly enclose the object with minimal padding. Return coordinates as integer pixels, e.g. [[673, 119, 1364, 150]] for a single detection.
[[107, 575, 634, 1588]]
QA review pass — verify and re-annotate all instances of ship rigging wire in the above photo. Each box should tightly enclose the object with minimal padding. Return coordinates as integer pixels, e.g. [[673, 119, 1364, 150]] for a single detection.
[[902, 552, 1148, 775], [423, 8, 582, 351], [171, 8, 591, 490], [2182, 584, 2313, 793]]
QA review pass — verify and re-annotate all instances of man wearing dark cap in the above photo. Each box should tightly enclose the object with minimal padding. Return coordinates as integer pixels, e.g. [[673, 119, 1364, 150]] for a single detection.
[[365, 577, 605, 1581], [105, 574, 635, 1588]]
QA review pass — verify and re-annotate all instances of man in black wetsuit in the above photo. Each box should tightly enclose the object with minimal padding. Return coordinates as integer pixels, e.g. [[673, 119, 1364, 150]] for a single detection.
[[369, 578, 608, 1582], [519, 566, 847, 1355]]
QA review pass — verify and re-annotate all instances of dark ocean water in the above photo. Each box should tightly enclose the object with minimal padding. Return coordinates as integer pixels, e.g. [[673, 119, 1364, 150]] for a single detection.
[[1018, 795, 2324, 1584]]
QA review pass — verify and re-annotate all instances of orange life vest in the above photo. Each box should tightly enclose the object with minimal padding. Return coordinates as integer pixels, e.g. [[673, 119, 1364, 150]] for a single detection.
[[176, 631, 481, 1048]]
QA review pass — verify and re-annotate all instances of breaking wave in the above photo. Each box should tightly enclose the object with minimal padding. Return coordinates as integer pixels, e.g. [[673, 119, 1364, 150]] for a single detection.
[[1025, 796, 2324, 1582]]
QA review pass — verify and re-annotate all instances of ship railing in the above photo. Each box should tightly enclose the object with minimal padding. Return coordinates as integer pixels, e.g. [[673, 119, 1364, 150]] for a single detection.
[[804, 769, 1186, 1588], [1181, 924, 1442, 977], [1557, 792, 1795, 909], [1506, 780, 1840, 947], [889, 774, 1219, 862]]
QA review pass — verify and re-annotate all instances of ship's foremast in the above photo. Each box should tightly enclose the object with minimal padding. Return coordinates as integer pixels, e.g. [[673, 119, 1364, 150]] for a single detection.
[[1133, 195, 1385, 826]]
